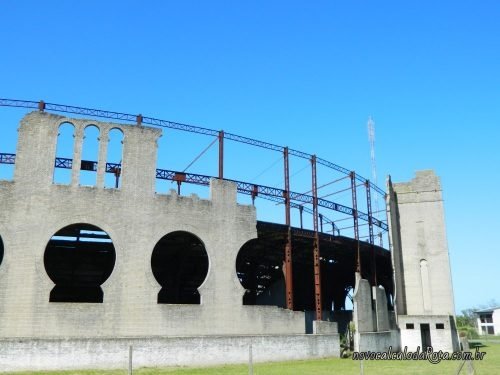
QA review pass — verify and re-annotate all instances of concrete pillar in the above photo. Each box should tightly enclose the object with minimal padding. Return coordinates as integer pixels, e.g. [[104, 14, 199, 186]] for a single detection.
[[374, 286, 390, 331], [96, 129, 109, 189], [387, 170, 455, 316], [353, 274, 374, 333], [72, 125, 84, 186], [13, 112, 58, 187]]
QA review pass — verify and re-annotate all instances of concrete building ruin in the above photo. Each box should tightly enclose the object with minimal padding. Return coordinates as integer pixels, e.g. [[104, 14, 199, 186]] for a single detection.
[[0, 107, 459, 371]]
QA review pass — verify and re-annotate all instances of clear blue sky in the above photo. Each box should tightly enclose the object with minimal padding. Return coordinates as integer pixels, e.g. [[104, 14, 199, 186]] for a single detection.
[[1, 1, 499, 313]]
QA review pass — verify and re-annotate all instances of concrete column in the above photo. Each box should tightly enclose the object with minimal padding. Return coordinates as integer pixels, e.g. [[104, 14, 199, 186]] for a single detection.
[[96, 130, 109, 189], [120, 127, 161, 196], [353, 274, 375, 333], [374, 286, 390, 331], [13, 112, 58, 187], [389, 171, 455, 316], [72, 125, 84, 186]]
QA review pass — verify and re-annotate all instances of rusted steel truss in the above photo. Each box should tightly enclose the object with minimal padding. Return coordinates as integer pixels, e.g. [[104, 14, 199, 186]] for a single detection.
[[0, 153, 388, 232]]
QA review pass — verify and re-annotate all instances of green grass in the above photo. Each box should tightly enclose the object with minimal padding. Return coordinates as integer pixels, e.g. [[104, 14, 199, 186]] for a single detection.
[[6, 342, 500, 375]]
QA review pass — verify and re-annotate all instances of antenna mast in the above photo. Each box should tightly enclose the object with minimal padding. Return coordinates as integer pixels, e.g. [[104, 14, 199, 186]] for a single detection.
[[367, 116, 382, 246]]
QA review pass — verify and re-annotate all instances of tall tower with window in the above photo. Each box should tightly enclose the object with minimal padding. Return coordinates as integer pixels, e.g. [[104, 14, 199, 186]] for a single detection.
[[387, 170, 459, 351]]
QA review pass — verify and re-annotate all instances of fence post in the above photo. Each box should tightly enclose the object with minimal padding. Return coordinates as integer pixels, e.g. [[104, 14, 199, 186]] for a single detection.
[[128, 345, 133, 375], [248, 342, 253, 375]]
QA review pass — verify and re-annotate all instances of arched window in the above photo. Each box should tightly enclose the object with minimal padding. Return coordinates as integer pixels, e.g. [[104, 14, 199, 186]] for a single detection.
[[420, 259, 431, 311], [151, 231, 209, 304], [79, 125, 100, 186], [44, 223, 116, 303], [105, 128, 124, 188], [53, 122, 75, 184]]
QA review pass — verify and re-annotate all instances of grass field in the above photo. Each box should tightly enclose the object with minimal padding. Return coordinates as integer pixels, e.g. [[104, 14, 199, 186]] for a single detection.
[[5, 340, 500, 375]]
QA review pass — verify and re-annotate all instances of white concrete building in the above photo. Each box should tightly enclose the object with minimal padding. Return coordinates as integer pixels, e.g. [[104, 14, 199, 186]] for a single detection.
[[475, 307, 500, 335]]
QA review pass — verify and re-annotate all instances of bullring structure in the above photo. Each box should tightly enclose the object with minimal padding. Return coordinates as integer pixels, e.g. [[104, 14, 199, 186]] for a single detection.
[[0, 99, 458, 371]]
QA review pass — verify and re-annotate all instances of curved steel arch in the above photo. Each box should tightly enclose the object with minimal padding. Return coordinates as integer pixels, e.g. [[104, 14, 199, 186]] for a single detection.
[[0, 98, 386, 196], [0, 99, 389, 247]]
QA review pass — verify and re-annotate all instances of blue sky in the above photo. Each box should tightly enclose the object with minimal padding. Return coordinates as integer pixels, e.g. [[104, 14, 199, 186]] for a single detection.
[[1, 1, 499, 313]]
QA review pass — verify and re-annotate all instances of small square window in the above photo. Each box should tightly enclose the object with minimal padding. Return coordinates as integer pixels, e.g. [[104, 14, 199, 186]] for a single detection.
[[406, 323, 414, 329], [436, 323, 445, 329]]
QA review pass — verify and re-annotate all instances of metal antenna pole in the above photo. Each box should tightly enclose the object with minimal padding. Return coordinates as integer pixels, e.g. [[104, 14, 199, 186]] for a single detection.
[[367, 117, 383, 247]]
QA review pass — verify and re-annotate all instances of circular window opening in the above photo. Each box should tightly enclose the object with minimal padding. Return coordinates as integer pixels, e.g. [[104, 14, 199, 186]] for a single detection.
[[151, 231, 208, 304], [0, 234, 4, 267], [236, 238, 285, 307], [44, 224, 116, 303]]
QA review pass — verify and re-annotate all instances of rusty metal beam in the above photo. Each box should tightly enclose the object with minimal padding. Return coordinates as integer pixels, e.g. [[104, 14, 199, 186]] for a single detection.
[[351, 171, 361, 276], [218, 130, 224, 179], [284, 147, 293, 310], [311, 155, 322, 321], [365, 180, 376, 286]]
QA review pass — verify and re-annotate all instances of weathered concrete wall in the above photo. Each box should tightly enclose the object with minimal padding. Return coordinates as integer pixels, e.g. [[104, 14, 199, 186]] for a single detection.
[[398, 315, 456, 352], [374, 286, 390, 332], [355, 330, 400, 353], [0, 334, 340, 372], [386, 176, 407, 315], [0, 112, 306, 338], [313, 320, 338, 334], [387, 171, 455, 316], [387, 171, 459, 352], [353, 275, 375, 333], [353, 275, 400, 352]]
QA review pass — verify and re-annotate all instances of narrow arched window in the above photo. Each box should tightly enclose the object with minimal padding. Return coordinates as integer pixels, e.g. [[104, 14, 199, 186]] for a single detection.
[[79, 125, 100, 186], [420, 259, 431, 312], [53, 122, 75, 184], [105, 128, 124, 188]]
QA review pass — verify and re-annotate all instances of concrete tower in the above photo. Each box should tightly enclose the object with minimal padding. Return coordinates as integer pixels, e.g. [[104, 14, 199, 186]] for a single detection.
[[387, 170, 459, 351]]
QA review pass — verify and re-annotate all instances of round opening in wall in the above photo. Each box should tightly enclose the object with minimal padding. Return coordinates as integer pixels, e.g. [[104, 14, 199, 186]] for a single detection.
[[0, 234, 4, 267], [44, 223, 116, 303], [151, 231, 209, 304]]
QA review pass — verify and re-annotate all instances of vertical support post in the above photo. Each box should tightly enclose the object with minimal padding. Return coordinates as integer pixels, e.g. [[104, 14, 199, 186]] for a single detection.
[[136, 114, 143, 126], [38, 100, 45, 112], [311, 155, 322, 321], [350, 172, 361, 276], [96, 130, 108, 189], [299, 205, 304, 229], [128, 345, 133, 375], [114, 167, 121, 188], [248, 342, 254, 375], [319, 214, 323, 233], [218, 130, 224, 179], [251, 184, 258, 205], [283, 147, 294, 310], [365, 180, 377, 286]]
